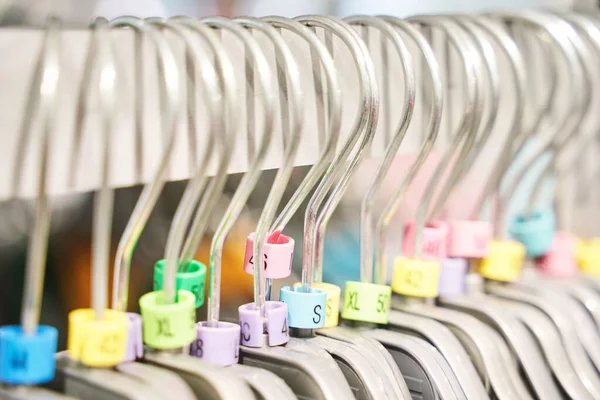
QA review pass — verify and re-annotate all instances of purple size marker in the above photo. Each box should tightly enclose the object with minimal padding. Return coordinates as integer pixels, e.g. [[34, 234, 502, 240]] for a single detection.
[[191, 321, 240, 366], [265, 301, 289, 346], [238, 304, 264, 347], [124, 313, 143, 363], [238, 301, 290, 348], [438, 258, 468, 298]]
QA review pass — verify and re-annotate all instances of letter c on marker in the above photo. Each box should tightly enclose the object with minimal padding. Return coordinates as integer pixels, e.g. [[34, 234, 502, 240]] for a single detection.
[[242, 322, 251, 342]]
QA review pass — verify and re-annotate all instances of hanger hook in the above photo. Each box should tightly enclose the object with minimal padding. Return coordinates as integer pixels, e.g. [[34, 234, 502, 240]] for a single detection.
[[79, 17, 118, 320], [229, 15, 304, 318], [144, 17, 226, 306], [263, 15, 343, 235], [14, 17, 61, 335], [427, 16, 501, 222], [110, 16, 183, 312], [465, 16, 527, 233], [492, 12, 586, 237], [171, 16, 277, 323], [558, 13, 600, 234], [405, 16, 482, 259], [526, 14, 592, 218], [343, 15, 416, 284], [374, 16, 443, 283], [538, 12, 600, 232], [292, 15, 379, 288]]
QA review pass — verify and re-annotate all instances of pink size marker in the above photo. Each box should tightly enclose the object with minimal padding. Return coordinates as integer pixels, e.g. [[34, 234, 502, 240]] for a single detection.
[[403, 221, 449, 261], [537, 232, 578, 278], [243, 230, 294, 279]]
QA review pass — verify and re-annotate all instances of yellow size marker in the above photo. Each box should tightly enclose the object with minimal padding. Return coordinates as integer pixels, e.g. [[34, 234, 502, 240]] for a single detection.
[[391, 257, 441, 298], [578, 238, 600, 276], [477, 240, 525, 282], [68, 309, 129, 367]]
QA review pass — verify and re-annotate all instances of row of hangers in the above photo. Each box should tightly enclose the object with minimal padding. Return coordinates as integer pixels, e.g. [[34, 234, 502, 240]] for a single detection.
[[1, 9, 600, 400]]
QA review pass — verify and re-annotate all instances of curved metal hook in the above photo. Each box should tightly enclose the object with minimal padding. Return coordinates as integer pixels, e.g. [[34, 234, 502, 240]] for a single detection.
[[13, 18, 60, 334], [220, 15, 303, 318], [257, 15, 343, 307], [263, 16, 343, 235], [177, 17, 275, 277], [293, 15, 379, 287], [373, 16, 443, 283], [110, 16, 182, 312], [542, 12, 600, 232], [427, 16, 501, 221], [525, 14, 593, 221], [144, 17, 225, 305], [491, 12, 584, 234], [173, 16, 277, 322], [406, 16, 481, 259], [465, 16, 527, 236], [165, 16, 239, 316], [560, 13, 600, 235], [83, 18, 118, 320], [343, 15, 416, 284]]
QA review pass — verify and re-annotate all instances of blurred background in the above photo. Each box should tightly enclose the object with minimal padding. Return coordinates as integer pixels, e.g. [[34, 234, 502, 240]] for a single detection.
[[0, 0, 590, 349]]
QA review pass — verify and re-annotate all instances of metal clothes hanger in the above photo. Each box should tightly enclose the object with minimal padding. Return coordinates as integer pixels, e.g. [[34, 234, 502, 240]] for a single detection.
[[171, 16, 345, 400], [230, 15, 363, 400], [255, 15, 399, 400], [315, 14, 468, 400], [377, 15, 534, 400], [370, 15, 494, 400], [467, 12, 597, 399], [533, 13, 600, 287], [110, 16, 230, 400], [176, 14, 300, 400], [369, 14, 485, 400], [564, 14, 600, 299], [360, 14, 520, 400], [464, 14, 588, 396], [326, 15, 476, 400], [508, 12, 600, 374], [435, 14, 564, 400], [271, 14, 417, 400], [361, 15, 479, 400], [493, 11, 585, 256], [232, 14, 386, 400], [94, 15, 254, 400], [51, 18, 173, 400], [334, 14, 469, 400], [0, 16, 75, 400], [573, 14, 600, 286], [480, 10, 600, 399]]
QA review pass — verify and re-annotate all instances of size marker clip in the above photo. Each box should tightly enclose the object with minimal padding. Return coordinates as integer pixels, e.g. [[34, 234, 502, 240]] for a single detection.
[[153, 259, 206, 308], [139, 289, 196, 350], [341, 281, 392, 324], [509, 207, 555, 258], [191, 321, 240, 366], [391, 257, 441, 298], [447, 220, 491, 259], [403, 221, 449, 261], [476, 240, 526, 282], [537, 232, 578, 278], [578, 238, 600, 276], [124, 313, 143, 363], [243, 231, 295, 279], [68, 308, 129, 367], [239, 301, 290, 347], [0, 325, 58, 385]]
